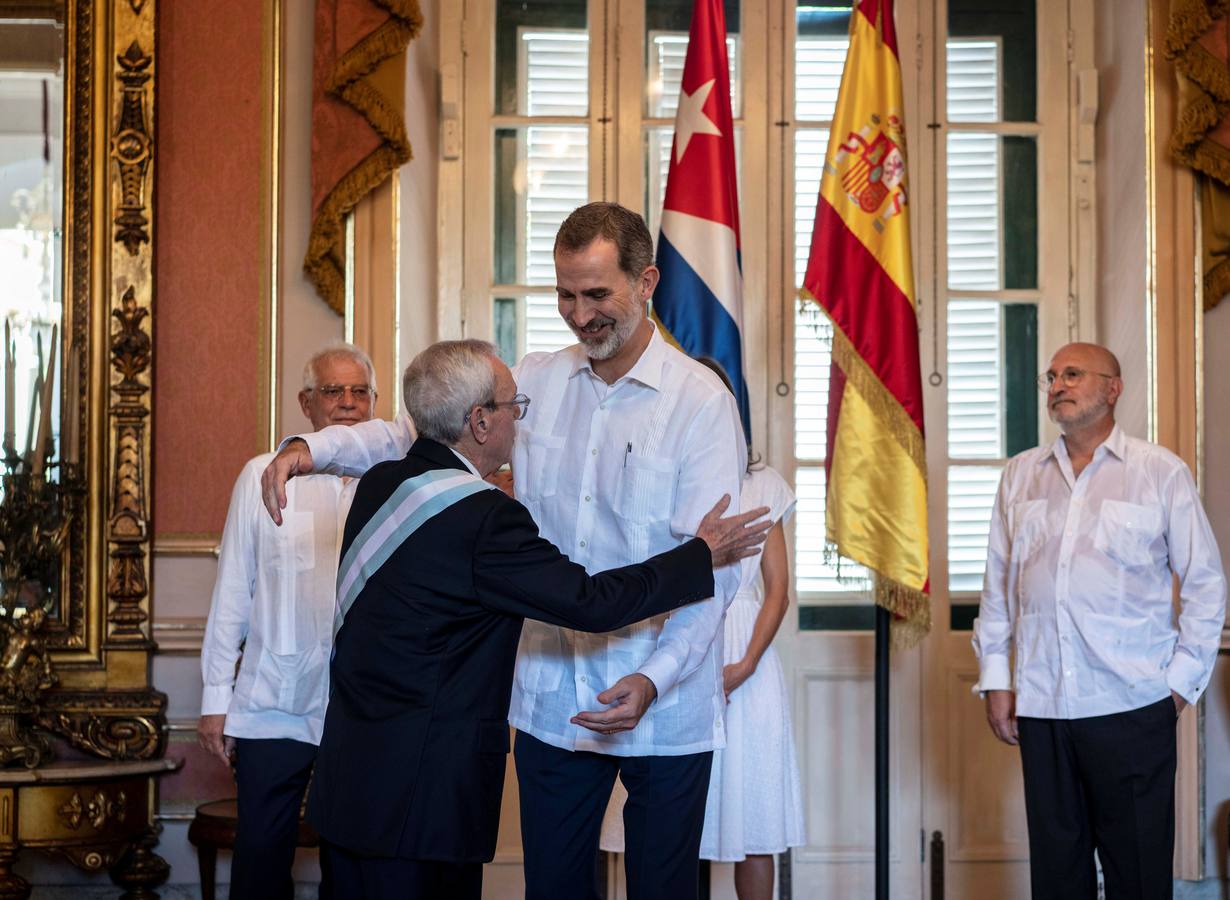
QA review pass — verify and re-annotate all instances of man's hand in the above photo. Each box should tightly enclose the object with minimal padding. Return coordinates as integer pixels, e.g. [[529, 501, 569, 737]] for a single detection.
[[260, 438, 315, 525], [1172, 690, 1188, 716], [722, 660, 754, 702], [570, 673, 658, 735], [985, 690, 1018, 746], [696, 495, 772, 567], [197, 715, 236, 768]]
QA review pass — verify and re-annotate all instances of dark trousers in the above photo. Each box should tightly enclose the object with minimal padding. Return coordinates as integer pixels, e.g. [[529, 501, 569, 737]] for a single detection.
[[514, 730, 713, 900], [319, 842, 482, 900], [229, 737, 317, 900], [1017, 697, 1178, 900]]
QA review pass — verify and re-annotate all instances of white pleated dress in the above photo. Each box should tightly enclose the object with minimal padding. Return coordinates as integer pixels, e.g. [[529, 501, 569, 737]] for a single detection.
[[599, 466, 806, 862]]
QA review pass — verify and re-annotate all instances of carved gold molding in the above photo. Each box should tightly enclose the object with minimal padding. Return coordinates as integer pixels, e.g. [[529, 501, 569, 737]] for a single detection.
[[104, 0, 155, 661], [28, 0, 167, 757]]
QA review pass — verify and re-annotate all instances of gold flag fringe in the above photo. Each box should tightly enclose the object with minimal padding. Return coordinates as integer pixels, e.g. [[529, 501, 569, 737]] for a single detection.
[[799, 290, 927, 479], [305, 0, 424, 316], [876, 574, 931, 650]]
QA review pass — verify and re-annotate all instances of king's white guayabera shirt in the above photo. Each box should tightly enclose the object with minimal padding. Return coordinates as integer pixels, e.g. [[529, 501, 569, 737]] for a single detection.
[[200, 454, 354, 745], [973, 425, 1226, 719], [301, 327, 745, 755]]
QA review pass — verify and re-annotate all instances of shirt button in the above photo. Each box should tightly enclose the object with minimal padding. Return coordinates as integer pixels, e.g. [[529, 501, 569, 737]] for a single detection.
[[579, 675, 587, 684], [585, 495, 591, 502], [591, 448, 598, 456], [600, 404, 606, 410], [580, 540, 587, 548]]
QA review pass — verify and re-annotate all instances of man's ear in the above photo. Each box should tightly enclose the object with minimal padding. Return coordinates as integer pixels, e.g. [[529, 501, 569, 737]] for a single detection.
[[298, 390, 312, 420], [1106, 376, 1124, 408], [638, 265, 660, 301], [468, 405, 490, 444]]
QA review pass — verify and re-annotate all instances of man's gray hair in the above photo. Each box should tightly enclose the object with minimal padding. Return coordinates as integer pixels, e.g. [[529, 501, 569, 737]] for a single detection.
[[301, 342, 377, 393], [402, 340, 499, 444]]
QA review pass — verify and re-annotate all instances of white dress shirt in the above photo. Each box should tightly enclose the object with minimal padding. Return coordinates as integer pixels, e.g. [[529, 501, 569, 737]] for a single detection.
[[298, 326, 746, 756], [200, 453, 355, 745], [972, 425, 1226, 719]]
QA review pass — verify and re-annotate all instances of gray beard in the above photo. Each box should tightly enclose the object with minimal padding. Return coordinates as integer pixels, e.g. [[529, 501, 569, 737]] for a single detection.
[[574, 315, 640, 361]]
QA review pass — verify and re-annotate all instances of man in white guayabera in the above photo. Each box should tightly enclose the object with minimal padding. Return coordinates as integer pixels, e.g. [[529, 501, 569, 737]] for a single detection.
[[261, 203, 750, 900], [199, 343, 377, 900], [974, 341, 1226, 900]]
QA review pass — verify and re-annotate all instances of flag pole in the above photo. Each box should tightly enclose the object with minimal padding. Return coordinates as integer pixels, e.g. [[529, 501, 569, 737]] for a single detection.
[[875, 604, 890, 900]]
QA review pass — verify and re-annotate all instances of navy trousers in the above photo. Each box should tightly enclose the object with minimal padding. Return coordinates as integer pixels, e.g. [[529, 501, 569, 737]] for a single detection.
[[1017, 697, 1178, 900], [319, 843, 482, 900], [229, 737, 317, 900], [514, 730, 713, 900]]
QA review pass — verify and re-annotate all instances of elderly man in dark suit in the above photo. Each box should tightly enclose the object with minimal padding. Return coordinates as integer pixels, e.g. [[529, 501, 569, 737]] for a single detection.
[[303, 339, 767, 900]]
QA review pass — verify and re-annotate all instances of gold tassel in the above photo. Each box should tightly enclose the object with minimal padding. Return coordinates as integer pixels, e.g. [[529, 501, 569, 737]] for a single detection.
[[1166, 0, 1217, 57], [304, 0, 424, 315]]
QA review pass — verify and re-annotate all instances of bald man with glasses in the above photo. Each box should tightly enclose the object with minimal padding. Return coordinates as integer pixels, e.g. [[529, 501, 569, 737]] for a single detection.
[[973, 342, 1226, 900]]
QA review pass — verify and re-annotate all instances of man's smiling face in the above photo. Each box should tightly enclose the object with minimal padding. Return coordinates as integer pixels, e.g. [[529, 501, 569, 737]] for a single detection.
[[554, 238, 649, 361]]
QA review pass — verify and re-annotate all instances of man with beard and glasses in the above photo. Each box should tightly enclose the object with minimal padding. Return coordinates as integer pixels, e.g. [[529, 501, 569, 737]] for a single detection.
[[260, 203, 751, 900], [973, 342, 1226, 900]]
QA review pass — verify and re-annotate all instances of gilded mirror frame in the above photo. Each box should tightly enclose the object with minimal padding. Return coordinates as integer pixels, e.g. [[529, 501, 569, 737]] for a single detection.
[[1, 0, 164, 759]]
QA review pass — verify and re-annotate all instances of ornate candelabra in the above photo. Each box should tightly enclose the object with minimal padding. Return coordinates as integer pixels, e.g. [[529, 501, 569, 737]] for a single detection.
[[0, 458, 84, 767]]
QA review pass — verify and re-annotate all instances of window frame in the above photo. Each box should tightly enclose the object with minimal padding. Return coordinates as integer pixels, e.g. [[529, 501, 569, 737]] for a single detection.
[[439, 0, 1097, 616]]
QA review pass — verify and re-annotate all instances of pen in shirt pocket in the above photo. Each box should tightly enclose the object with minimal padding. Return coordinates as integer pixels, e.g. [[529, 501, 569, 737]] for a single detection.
[[624, 442, 632, 468]]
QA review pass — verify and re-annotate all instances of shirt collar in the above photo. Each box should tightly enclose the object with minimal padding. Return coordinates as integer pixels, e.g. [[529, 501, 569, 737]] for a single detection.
[[448, 447, 483, 478], [567, 321, 667, 392], [1041, 423, 1126, 465]]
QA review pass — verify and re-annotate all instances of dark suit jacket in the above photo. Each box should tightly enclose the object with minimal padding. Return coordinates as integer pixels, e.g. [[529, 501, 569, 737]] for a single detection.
[[307, 437, 715, 861]]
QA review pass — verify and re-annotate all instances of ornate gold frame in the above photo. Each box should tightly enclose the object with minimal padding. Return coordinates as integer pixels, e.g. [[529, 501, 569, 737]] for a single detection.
[[15, 0, 166, 761]]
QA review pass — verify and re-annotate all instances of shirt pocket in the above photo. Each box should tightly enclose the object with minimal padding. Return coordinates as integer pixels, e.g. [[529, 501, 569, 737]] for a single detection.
[[1008, 499, 1049, 561], [246, 643, 329, 717], [517, 430, 566, 502], [1081, 611, 1160, 681], [514, 622, 565, 694], [1094, 499, 1162, 569], [612, 454, 676, 525]]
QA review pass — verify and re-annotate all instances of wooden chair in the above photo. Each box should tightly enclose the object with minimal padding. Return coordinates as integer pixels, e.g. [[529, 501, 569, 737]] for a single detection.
[[187, 798, 320, 900]]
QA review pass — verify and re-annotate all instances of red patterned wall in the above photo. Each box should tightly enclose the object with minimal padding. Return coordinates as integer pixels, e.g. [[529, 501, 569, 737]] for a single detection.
[[153, 0, 266, 536]]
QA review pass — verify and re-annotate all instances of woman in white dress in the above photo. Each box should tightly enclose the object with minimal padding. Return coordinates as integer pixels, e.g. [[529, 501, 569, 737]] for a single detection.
[[598, 359, 805, 900], [700, 458, 805, 899]]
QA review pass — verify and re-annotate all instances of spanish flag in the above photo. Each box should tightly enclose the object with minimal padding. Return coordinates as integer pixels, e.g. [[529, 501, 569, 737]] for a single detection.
[[801, 0, 929, 646]]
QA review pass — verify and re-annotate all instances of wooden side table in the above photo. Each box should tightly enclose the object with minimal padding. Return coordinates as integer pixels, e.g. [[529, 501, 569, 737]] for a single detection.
[[0, 757, 180, 899], [187, 798, 320, 900]]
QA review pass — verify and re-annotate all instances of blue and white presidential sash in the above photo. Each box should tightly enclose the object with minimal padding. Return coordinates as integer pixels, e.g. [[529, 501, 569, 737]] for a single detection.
[[334, 468, 496, 638]]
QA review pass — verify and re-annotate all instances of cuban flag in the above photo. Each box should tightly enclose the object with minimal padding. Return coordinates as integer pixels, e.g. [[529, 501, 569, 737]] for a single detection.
[[652, 0, 750, 442]]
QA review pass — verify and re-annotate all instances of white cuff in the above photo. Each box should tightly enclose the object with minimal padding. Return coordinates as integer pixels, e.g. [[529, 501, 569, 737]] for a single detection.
[[637, 651, 681, 704], [1165, 653, 1207, 705], [200, 684, 234, 716], [973, 653, 1012, 696]]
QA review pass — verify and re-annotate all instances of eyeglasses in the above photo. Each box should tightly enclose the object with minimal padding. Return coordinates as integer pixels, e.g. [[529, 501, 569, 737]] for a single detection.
[[1035, 368, 1115, 392], [313, 384, 374, 401], [464, 393, 531, 425], [493, 393, 531, 420]]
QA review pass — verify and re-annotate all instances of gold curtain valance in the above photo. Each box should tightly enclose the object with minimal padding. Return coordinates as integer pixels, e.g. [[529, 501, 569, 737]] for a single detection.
[[1167, 0, 1230, 309]]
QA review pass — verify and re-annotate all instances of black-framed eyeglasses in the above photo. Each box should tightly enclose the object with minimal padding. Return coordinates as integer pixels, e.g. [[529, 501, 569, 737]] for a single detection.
[[313, 383, 374, 401], [465, 393, 531, 424], [1036, 368, 1115, 392]]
